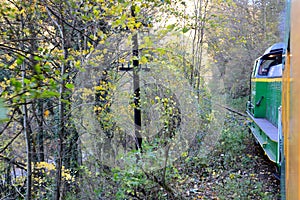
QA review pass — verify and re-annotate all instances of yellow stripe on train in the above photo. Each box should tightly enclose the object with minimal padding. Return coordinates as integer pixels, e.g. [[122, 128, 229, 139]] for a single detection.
[[251, 78, 282, 82]]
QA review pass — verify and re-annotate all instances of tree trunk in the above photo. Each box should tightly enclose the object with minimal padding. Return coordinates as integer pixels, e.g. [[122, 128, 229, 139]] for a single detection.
[[22, 57, 32, 200], [20, 12, 32, 199], [37, 100, 45, 162]]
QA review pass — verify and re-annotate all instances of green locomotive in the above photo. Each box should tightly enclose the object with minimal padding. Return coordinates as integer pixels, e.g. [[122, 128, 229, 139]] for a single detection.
[[247, 43, 285, 164]]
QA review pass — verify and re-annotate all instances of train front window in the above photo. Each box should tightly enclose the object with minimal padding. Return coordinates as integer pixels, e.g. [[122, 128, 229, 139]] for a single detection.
[[252, 59, 260, 78], [257, 54, 282, 77]]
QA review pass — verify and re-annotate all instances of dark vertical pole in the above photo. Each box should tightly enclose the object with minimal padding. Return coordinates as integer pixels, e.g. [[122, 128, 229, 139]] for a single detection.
[[37, 101, 45, 162], [131, 5, 142, 150]]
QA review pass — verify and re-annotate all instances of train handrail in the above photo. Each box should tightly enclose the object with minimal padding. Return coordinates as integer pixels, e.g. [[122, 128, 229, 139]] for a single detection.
[[256, 96, 264, 106]]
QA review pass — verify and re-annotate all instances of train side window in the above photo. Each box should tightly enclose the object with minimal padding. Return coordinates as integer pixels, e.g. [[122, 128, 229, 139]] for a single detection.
[[268, 64, 282, 77], [258, 60, 273, 76], [257, 54, 282, 77]]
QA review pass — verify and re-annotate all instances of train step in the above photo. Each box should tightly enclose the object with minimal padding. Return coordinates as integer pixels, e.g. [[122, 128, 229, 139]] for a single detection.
[[247, 113, 278, 142]]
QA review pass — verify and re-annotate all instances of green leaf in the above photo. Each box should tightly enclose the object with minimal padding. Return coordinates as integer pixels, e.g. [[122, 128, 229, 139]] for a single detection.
[[34, 56, 42, 61], [182, 26, 190, 33], [43, 64, 50, 72], [23, 78, 30, 84], [156, 48, 166, 55], [40, 90, 59, 98], [135, 5, 141, 13], [65, 83, 74, 89], [34, 64, 42, 74], [166, 24, 175, 30], [10, 78, 22, 91], [16, 56, 24, 65]]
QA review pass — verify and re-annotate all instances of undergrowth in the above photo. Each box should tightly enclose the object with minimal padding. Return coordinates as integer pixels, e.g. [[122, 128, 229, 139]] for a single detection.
[[179, 114, 280, 199], [71, 114, 280, 199]]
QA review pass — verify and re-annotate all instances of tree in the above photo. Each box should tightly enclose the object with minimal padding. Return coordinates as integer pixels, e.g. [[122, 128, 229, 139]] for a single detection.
[[207, 0, 285, 103], [0, 0, 217, 199]]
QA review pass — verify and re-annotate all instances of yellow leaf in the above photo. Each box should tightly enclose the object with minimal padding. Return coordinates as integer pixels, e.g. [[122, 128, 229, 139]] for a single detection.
[[136, 22, 142, 28], [119, 58, 126, 63], [44, 110, 50, 118], [140, 56, 148, 64], [181, 151, 188, 157]]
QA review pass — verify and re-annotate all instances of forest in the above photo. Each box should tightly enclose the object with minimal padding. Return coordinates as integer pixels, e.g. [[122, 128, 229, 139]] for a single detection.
[[0, 0, 285, 199]]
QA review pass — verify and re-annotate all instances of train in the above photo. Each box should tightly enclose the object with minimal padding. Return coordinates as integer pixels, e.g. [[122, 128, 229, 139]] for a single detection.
[[246, 42, 284, 164], [247, 0, 299, 199]]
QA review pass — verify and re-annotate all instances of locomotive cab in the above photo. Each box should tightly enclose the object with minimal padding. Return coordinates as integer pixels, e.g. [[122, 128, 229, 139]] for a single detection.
[[247, 43, 284, 164], [253, 44, 283, 78]]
